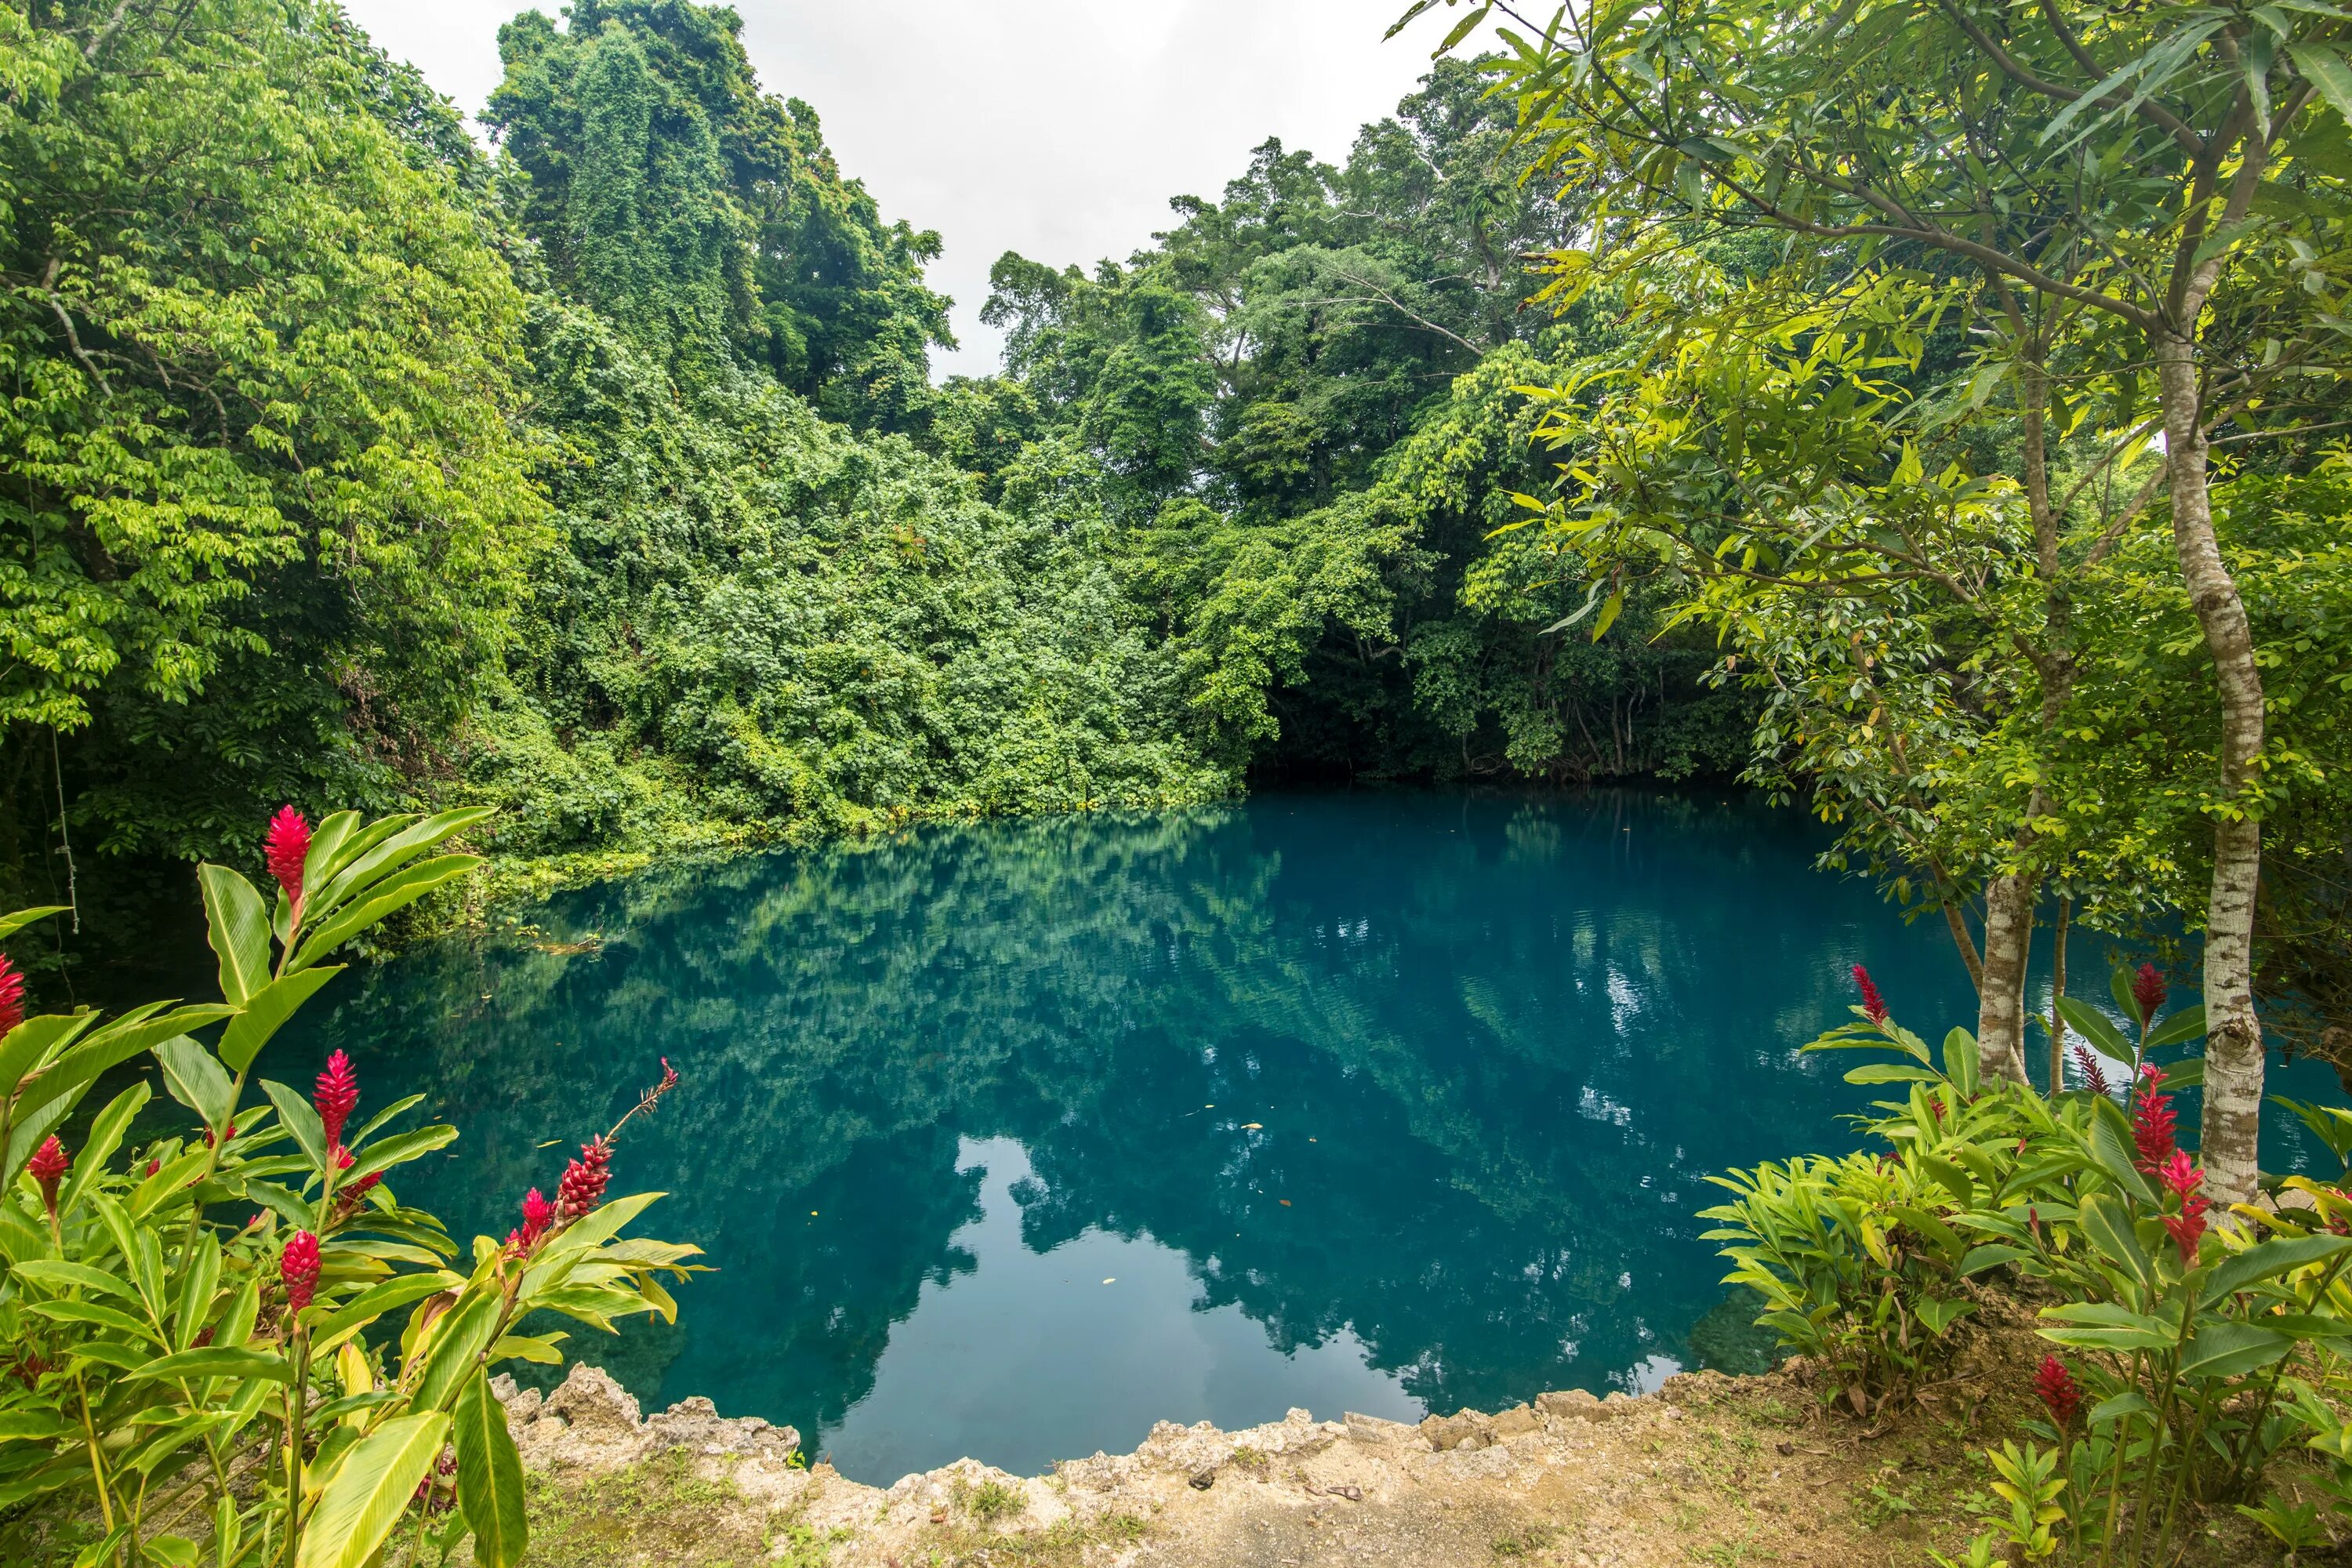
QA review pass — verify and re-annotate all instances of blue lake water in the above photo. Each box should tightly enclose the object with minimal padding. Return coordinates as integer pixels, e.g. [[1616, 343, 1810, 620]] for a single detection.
[[284, 789, 2341, 1483]]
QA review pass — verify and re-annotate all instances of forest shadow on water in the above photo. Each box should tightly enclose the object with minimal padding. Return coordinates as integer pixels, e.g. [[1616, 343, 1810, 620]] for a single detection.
[[274, 788, 2339, 1483]]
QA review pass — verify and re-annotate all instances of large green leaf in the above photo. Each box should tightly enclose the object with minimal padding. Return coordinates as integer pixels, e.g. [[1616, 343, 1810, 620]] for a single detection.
[[2145, 1004, 2207, 1051], [198, 865, 273, 1005], [296, 1410, 451, 1568], [341, 1125, 458, 1187], [262, 1080, 328, 1171], [2178, 1319, 2292, 1381], [1842, 1063, 1941, 1085], [218, 967, 343, 1076], [57, 1083, 149, 1222], [2287, 42, 2352, 128], [409, 1290, 503, 1414], [155, 1037, 235, 1128], [0, 1013, 100, 1102], [2077, 1192, 2154, 1292], [0, 907, 67, 943], [126, 1345, 291, 1384], [292, 854, 481, 972], [2199, 1233, 2352, 1307], [2056, 997, 2134, 1065], [453, 1369, 528, 1568], [2086, 1102, 2158, 1205], [311, 808, 490, 917]]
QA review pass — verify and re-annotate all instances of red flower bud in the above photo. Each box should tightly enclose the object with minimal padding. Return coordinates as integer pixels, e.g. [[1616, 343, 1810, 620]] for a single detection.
[[314, 1051, 358, 1150], [2068, 1042, 2111, 1098], [1850, 964, 1889, 1027], [264, 806, 311, 904], [0, 953, 24, 1037], [2033, 1355, 2082, 1426], [2131, 963, 2167, 1028], [2130, 1064, 2176, 1174], [280, 1230, 320, 1313], [28, 1135, 67, 1216], [555, 1136, 612, 1220]]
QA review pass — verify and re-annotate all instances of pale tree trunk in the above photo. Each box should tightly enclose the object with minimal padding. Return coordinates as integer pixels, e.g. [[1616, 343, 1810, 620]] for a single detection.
[[2156, 336, 2266, 1204], [1976, 871, 2035, 1084], [2048, 898, 2070, 1093]]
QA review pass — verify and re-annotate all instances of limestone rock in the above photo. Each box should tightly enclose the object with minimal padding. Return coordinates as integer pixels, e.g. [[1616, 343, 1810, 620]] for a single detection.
[[1419, 1410, 1493, 1451], [642, 1394, 800, 1461], [1536, 1388, 1632, 1422], [1343, 1411, 1422, 1446], [1489, 1403, 1541, 1438], [495, 1364, 800, 1473], [1138, 1419, 1236, 1476]]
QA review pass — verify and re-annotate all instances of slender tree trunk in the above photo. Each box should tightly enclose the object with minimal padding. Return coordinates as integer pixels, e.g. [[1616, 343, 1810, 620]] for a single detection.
[[1966, 354, 2065, 1089], [2155, 335, 2266, 1203], [1978, 871, 2035, 1084], [2049, 898, 2071, 1094]]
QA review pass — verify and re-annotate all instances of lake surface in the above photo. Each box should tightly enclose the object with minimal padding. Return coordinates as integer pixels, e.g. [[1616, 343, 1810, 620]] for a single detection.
[[287, 789, 2338, 1483]]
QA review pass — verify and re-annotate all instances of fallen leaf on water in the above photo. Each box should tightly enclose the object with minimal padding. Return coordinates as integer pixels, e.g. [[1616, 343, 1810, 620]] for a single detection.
[[1242, 1122, 1262, 1130], [1102, 1277, 1116, 1285], [1279, 1199, 1292, 1207]]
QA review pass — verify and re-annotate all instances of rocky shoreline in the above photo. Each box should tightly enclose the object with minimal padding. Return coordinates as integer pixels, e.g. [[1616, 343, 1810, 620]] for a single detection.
[[490, 1363, 1876, 1566]]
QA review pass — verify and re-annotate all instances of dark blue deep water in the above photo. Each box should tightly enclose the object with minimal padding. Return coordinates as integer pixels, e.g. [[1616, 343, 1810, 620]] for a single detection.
[[284, 789, 2341, 1483]]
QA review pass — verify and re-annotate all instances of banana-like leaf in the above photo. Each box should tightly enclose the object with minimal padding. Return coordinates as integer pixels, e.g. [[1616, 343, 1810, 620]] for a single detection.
[[2199, 1233, 2352, 1308], [262, 1080, 328, 1171], [0, 1012, 101, 1101], [454, 1369, 528, 1568], [341, 1125, 457, 1187], [2056, 997, 2134, 1066], [218, 967, 343, 1075], [0, 906, 67, 943], [199, 866, 273, 1005], [57, 1083, 150, 1221], [2178, 1319, 2292, 1381], [2145, 1004, 2208, 1051], [292, 854, 481, 973], [295, 1410, 451, 1568], [2077, 1192, 2154, 1292], [408, 1290, 502, 1414], [156, 1037, 235, 1128]]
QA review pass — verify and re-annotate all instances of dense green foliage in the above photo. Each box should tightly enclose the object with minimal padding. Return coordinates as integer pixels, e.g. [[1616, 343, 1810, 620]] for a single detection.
[[0, 808, 699, 1568], [1, 2, 1762, 967]]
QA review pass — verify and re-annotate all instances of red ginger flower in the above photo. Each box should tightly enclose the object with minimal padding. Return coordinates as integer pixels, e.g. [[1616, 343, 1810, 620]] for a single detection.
[[314, 1051, 358, 1149], [263, 806, 311, 904], [0, 953, 24, 1037], [28, 1135, 67, 1216], [280, 1230, 321, 1313], [1851, 964, 1889, 1027], [2033, 1355, 2082, 1427], [2131, 963, 2167, 1029], [506, 1187, 554, 1254], [2156, 1149, 2210, 1263], [555, 1136, 612, 1220], [2131, 1064, 2177, 1174], [2070, 1043, 2111, 1098]]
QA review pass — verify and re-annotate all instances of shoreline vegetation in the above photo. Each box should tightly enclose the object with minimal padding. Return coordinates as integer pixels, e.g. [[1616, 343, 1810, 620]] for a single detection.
[[4, 0, 2351, 1563]]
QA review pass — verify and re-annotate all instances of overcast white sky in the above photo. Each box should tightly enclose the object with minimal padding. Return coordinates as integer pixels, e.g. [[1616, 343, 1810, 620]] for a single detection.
[[339, 2, 1490, 379]]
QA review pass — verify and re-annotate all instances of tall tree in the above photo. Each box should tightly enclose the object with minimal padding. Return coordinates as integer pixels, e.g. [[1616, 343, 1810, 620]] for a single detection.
[[1405, 0, 2352, 1196], [0, 0, 545, 887], [489, 0, 952, 426]]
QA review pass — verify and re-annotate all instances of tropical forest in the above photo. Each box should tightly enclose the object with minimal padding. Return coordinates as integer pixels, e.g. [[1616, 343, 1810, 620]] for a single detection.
[[0, 0, 2349, 1564]]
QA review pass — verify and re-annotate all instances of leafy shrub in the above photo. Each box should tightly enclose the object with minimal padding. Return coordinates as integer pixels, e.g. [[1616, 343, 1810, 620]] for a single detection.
[[0, 808, 699, 1568], [1715, 966, 2352, 1563]]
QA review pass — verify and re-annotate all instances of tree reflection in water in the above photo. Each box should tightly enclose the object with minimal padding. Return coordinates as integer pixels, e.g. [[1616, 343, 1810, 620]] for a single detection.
[[296, 789, 1980, 1479]]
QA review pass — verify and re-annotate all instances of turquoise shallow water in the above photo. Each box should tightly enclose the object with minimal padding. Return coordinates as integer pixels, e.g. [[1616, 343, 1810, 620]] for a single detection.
[[284, 789, 2340, 1483]]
